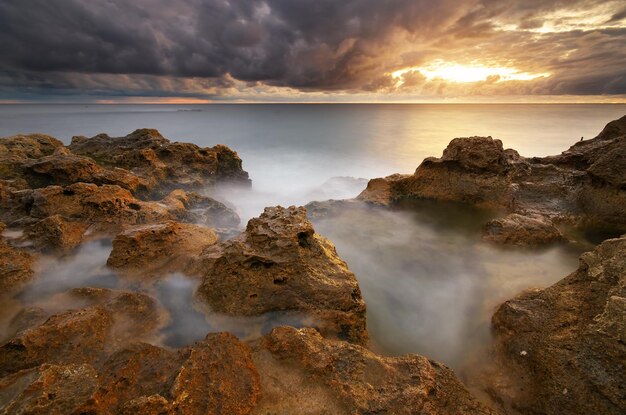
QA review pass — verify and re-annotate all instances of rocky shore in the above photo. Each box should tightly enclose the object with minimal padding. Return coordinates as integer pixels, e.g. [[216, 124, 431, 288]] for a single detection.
[[1, 117, 624, 414]]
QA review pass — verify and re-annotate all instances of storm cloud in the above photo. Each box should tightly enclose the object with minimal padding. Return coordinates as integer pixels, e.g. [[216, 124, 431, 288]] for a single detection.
[[1, 0, 625, 100]]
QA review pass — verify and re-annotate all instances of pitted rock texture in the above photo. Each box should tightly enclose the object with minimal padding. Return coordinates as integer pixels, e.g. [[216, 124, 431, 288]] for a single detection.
[[68, 128, 250, 195], [195, 206, 368, 344], [359, 115, 626, 244], [483, 235, 626, 415], [107, 221, 218, 275]]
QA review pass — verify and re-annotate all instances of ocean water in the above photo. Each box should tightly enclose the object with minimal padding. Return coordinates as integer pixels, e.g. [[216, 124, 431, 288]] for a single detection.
[[1, 104, 624, 372]]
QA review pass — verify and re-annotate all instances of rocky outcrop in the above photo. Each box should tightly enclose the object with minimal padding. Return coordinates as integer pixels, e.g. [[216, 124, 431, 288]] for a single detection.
[[23, 214, 88, 253], [0, 234, 34, 294], [162, 189, 240, 229], [107, 221, 218, 275], [359, 115, 626, 244], [250, 326, 494, 415], [0, 289, 164, 377], [482, 235, 626, 415], [69, 128, 250, 195], [194, 206, 368, 344], [0, 134, 65, 180]]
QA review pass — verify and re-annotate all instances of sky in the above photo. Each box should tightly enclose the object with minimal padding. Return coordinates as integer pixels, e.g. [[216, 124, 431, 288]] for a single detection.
[[1, 0, 626, 103]]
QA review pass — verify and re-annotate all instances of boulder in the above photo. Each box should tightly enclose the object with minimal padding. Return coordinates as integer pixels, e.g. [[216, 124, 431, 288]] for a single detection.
[[250, 326, 494, 415], [0, 363, 99, 414], [162, 189, 240, 229], [483, 235, 626, 415], [195, 206, 368, 344], [107, 221, 218, 275], [23, 215, 88, 253], [0, 289, 163, 377], [0, 235, 34, 294], [69, 129, 250, 195], [482, 213, 563, 246], [0, 134, 64, 181]]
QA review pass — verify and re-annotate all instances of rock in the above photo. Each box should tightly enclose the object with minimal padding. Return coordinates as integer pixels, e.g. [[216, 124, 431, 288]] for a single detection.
[[162, 189, 240, 229], [483, 235, 626, 415], [358, 115, 626, 244], [69, 129, 250, 195], [0, 134, 64, 181], [0, 235, 34, 294], [23, 215, 88, 253], [0, 363, 99, 414], [171, 332, 260, 415], [1, 183, 172, 230], [0, 290, 163, 377], [482, 213, 564, 246], [94, 343, 182, 413], [195, 206, 368, 344], [250, 326, 494, 415], [107, 221, 218, 275]]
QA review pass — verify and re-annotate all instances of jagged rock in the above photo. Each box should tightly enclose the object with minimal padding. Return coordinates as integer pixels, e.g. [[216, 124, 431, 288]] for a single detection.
[[107, 221, 218, 275], [195, 206, 368, 344], [0, 290, 163, 377], [483, 235, 626, 415], [250, 326, 494, 415], [0, 235, 34, 294], [359, 115, 626, 244], [171, 332, 260, 415], [69, 129, 250, 195], [119, 395, 171, 415], [482, 213, 564, 246], [162, 189, 240, 228], [23, 215, 88, 253], [0, 134, 64, 181], [0, 363, 99, 414]]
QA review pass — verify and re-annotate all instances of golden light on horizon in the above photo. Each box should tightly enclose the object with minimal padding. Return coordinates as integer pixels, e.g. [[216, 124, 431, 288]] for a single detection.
[[392, 60, 551, 85]]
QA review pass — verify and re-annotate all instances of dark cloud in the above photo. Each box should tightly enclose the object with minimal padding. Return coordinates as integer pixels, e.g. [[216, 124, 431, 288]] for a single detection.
[[0, 0, 624, 100]]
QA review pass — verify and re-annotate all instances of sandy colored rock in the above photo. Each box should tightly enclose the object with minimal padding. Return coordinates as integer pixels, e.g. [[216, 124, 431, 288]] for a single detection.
[[107, 221, 218, 275], [482, 213, 563, 246], [359, 115, 626, 244], [0, 290, 163, 377], [0, 134, 64, 181], [119, 394, 171, 415], [0, 363, 99, 415], [171, 332, 261, 415], [161, 189, 240, 228], [195, 206, 368, 344], [0, 235, 34, 294], [483, 235, 626, 415], [24, 214, 88, 252], [69, 128, 250, 195], [250, 326, 494, 415]]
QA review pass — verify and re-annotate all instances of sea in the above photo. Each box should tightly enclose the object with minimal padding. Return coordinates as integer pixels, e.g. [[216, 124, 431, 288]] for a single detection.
[[1, 103, 624, 375]]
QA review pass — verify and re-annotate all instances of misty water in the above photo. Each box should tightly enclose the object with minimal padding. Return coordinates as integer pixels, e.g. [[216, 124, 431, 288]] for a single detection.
[[1, 104, 624, 375]]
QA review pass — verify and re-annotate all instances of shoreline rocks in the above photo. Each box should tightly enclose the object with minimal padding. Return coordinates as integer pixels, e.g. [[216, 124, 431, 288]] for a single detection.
[[358, 115, 626, 246]]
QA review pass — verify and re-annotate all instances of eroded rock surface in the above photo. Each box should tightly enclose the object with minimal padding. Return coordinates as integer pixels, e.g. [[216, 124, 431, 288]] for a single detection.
[[359, 115, 626, 244], [483, 235, 626, 415], [251, 326, 494, 415], [69, 128, 250, 195], [107, 221, 218, 275], [23, 214, 88, 253], [195, 206, 368, 344], [0, 234, 34, 294], [482, 213, 563, 246]]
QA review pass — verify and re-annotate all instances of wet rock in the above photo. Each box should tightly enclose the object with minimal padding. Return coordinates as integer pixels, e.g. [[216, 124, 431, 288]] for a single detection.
[[171, 332, 260, 415], [485, 235, 626, 415], [69, 128, 250, 195], [0, 290, 163, 377], [0, 235, 34, 294], [482, 213, 564, 246], [107, 221, 218, 275], [162, 189, 240, 228], [24, 215, 88, 253], [1, 183, 172, 230], [359, 116, 626, 243], [95, 343, 182, 413], [0, 363, 99, 414], [195, 206, 368, 344], [250, 326, 494, 415]]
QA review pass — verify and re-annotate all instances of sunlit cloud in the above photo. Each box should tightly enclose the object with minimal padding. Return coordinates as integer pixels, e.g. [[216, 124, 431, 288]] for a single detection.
[[392, 60, 550, 85]]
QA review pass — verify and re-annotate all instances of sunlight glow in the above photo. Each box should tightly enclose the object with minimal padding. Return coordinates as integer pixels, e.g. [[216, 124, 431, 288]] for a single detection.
[[392, 60, 550, 84]]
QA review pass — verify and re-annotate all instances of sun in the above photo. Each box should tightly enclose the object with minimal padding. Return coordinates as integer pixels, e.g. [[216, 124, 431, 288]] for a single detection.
[[392, 60, 550, 84]]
